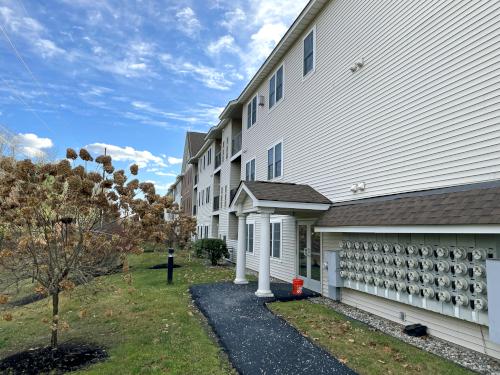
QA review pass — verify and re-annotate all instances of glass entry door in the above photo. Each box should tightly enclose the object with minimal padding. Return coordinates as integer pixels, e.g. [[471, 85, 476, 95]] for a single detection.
[[297, 223, 321, 292]]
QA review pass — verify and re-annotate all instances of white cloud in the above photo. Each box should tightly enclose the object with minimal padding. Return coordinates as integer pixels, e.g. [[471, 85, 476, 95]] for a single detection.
[[130, 100, 223, 127], [85, 143, 166, 169], [220, 8, 246, 31], [159, 54, 233, 90], [214, 0, 309, 78], [175, 7, 201, 37], [15, 133, 53, 157], [207, 35, 237, 56], [154, 171, 177, 177], [244, 23, 288, 76], [167, 157, 182, 165], [0, 5, 66, 59]]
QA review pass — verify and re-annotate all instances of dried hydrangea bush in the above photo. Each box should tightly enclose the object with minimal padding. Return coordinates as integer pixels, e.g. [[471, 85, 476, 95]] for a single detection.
[[0, 148, 195, 348]]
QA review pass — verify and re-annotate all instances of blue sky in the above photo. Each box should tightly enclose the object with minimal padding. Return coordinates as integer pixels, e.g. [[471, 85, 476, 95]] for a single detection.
[[0, 0, 307, 192]]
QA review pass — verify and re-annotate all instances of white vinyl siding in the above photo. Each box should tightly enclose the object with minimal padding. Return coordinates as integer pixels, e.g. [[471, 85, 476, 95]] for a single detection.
[[245, 213, 296, 282], [241, 0, 500, 203]]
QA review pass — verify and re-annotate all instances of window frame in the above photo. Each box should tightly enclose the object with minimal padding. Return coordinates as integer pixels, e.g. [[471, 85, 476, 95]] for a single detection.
[[269, 64, 285, 111], [245, 157, 256, 181], [246, 220, 255, 254], [302, 25, 316, 80], [269, 219, 282, 259], [247, 95, 258, 129], [267, 140, 283, 181]]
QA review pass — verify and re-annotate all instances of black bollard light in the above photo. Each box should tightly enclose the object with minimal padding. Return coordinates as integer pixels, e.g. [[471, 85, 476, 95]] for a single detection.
[[167, 247, 175, 284]]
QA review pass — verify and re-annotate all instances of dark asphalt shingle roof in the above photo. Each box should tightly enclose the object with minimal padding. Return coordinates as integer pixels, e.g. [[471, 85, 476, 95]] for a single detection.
[[187, 132, 206, 157], [316, 181, 500, 227], [244, 181, 332, 204]]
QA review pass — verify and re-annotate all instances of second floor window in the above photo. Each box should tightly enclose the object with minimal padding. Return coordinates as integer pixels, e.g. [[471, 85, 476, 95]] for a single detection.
[[247, 96, 257, 128], [269, 65, 284, 109], [267, 142, 282, 180], [206, 186, 210, 203], [245, 159, 255, 181]]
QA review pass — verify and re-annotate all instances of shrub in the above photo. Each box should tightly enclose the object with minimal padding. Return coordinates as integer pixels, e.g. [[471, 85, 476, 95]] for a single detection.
[[193, 239, 205, 258], [193, 239, 229, 265]]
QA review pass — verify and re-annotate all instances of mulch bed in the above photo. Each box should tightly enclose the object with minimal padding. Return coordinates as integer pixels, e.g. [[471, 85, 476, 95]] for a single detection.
[[0, 343, 107, 374], [148, 263, 181, 270]]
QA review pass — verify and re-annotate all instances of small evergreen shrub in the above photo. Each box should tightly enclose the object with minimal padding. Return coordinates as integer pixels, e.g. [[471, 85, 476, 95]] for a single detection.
[[193, 239, 228, 265]]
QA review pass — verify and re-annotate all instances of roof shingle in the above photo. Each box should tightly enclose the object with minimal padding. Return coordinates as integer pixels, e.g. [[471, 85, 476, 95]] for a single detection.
[[243, 181, 331, 204], [316, 182, 500, 227]]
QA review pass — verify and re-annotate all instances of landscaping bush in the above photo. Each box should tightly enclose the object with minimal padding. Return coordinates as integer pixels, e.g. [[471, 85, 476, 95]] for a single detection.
[[193, 239, 229, 265]]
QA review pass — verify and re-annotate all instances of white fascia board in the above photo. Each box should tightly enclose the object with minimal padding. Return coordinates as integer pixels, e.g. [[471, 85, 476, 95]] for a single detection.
[[254, 200, 331, 211], [314, 225, 500, 234]]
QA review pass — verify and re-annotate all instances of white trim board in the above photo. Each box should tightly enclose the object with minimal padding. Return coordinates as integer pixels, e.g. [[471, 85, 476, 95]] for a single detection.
[[315, 225, 500, 234]]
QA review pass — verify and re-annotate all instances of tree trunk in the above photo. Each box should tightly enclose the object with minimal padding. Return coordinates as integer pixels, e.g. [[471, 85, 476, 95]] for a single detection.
[[51, 292, 59, 349]]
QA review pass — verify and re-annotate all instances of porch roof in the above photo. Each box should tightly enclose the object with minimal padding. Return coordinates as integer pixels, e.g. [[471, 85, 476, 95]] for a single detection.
[[230, 181, 331, 212], [315, 180, 500, 234]]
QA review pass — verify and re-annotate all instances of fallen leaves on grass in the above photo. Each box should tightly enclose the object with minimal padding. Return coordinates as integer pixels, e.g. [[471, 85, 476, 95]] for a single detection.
[[0, 294, 8, 304], [3, 313, 13, 321]]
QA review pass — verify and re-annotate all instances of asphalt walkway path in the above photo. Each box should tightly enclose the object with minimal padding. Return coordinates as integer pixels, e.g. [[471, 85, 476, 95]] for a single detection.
[[191, 282, 357, 375]]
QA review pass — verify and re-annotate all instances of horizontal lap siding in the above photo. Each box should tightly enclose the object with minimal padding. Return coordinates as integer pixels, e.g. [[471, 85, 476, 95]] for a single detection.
[[196, 143, 214, 232], [245, 214, 296, 283], [241, 0, 500, 203], [342, 289, 500, 359]]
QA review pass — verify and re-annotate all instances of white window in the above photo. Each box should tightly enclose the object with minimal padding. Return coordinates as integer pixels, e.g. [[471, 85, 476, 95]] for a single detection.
[[206, 186, 210, 204], [269, 221, 281, 258], [247, 96, 257, 128], [303, 27, 316, 77], [269, 65, 284, 109], [267, 142, 282, 180], [245, 158, 256, 181], [204, 225, 209, 238], [246, 223, 254, 253]]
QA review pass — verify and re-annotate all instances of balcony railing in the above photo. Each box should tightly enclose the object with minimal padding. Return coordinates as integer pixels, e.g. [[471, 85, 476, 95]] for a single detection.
[[231, 131, 242, 156], [215, 152, 221, 169], [213, 196, 220, 211]]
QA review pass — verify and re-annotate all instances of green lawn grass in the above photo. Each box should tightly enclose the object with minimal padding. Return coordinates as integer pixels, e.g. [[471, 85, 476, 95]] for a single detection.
[[0, 252, 236, 374], [269, 300, 475, 375]]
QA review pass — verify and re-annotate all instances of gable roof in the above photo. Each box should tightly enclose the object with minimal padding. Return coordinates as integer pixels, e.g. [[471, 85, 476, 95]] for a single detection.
[[316, 180, 500, 227], [186, 132, 206, 157], [243, 181, 332, 204]]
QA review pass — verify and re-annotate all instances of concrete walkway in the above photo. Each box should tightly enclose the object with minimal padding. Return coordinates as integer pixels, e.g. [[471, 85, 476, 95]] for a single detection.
[[190, 282, 356, 375]]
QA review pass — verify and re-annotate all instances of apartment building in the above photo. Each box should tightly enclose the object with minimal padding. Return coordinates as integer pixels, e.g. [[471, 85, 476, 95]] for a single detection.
[[174, 0, 500, 359]]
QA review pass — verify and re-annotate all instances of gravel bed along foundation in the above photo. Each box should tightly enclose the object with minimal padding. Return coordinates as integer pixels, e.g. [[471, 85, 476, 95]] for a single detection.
[[310, 297, 500, 375]]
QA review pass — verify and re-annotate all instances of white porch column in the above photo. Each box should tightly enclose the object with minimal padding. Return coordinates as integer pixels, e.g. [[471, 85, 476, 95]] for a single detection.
[[255, 209, 274, 297], [234, 213, 248, 285]]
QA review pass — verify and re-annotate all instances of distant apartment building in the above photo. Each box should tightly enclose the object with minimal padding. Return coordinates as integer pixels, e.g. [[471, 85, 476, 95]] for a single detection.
[[173, 0, 500, 359]]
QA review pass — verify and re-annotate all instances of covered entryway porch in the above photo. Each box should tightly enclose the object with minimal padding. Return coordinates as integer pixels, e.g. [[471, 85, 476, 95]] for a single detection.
[[229, 181, 331, 297]]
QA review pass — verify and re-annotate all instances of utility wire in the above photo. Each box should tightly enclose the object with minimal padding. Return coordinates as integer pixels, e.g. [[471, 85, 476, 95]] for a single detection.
[[0, 76, 54, 135], [0, 23, 46, 95]]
